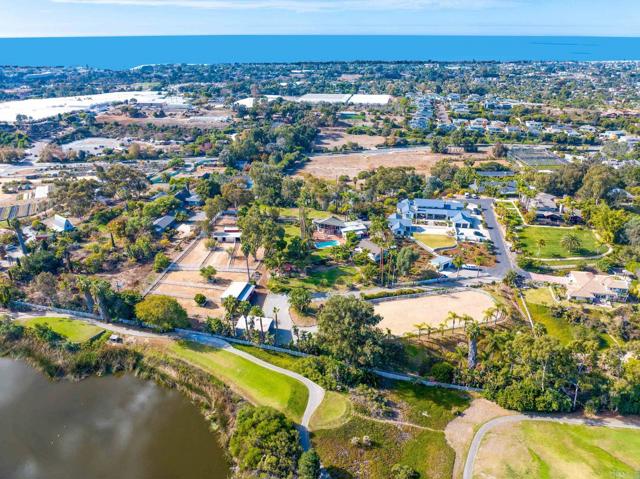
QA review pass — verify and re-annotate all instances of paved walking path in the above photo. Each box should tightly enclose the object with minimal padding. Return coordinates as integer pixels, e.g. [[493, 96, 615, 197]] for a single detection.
[[463, 413, 640, 479]]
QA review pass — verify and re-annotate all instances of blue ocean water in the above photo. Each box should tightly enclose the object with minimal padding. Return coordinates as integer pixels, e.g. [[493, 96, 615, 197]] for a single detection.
[[1, 35, 639, 69]]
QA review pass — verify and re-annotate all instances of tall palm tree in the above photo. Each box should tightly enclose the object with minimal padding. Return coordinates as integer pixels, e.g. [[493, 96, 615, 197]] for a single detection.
[[561, 233, 581, 254], [447, 311, 460, 330], [241, 242, 251, 282], [90, 279, 111, 322], [483, 306, 497, 324], [452, 255, 464, 278], [10, 219, 27, 255], [414, 322, 428, 340], [536, 238, 546, 257], [76, 275, 94, 314], [465, 319, 481, 369], [250, 305, 265, 342], [272, 306, 280, 339]]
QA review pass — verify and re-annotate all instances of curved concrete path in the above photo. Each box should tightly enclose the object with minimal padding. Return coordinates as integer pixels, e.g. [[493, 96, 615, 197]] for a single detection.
[[463, 414, 640, 479], [177, 330, 325, 450]]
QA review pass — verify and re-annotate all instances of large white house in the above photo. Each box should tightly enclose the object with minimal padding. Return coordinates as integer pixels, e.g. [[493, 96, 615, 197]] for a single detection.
[[388, 199, 487, 242]]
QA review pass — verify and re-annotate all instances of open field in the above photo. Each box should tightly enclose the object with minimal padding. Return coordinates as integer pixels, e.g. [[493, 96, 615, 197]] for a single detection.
[[312, 382, 470, 479], [18, 316, 104, 343], [315, 127, 386, 150], [169, 341, 308, 422], [473, 420, 640, 479], [297, 149, 490, 179], [374, 290, 495, 335], [269, 265, 359, 292], [520, 226, 606, 258], [414, 233, 457, 249]]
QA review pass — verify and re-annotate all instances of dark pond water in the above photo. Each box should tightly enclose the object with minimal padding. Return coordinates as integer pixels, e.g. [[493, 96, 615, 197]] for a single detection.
[[0, 358, 230, 479]]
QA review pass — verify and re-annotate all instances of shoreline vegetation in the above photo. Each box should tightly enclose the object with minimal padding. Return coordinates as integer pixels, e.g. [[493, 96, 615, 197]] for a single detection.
[[0, 321, 241, 473]]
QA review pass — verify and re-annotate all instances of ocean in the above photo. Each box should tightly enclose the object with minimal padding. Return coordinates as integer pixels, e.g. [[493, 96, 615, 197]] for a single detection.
[[1, 35, 639, 69]]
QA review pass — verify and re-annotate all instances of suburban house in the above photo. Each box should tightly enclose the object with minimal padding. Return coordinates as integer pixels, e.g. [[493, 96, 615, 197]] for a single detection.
[[48, 215, 74, 233], [430, 255, 453, 272], [175, 187, 204, 207], [388, 198, 487, 241], [313, 216, 368, 238], [566, 271, 630, 304], [355, 238, 383, 262], [153, 214, 176, 233], [520, 192, 563, 223]]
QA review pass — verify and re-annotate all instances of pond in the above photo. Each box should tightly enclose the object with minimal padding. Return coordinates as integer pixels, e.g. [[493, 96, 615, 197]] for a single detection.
[[0, 358, 230, 479]]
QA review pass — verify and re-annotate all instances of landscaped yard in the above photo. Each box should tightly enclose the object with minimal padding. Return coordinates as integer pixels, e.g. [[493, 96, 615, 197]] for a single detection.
[[277, 207, 334, 220], [523, 288, 613, 348], [269, 265, 359, 292], [169, 341, 308, 422], [474, 420, 640, 479], [519, 226, 606, 259], [18, 316, 104, 343], [413, 233, 457, 249]]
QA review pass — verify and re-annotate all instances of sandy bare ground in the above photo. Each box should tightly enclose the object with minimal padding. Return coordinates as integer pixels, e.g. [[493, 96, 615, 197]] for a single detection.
[[297, 148, 489, 179], [444, 398, 514, 479], [315, 127, 385, 150], [96, 111, 231, 128], [374, 290, 495, 335]]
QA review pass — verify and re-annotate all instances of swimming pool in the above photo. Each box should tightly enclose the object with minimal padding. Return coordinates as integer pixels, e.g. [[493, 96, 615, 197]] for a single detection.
[[314, 240, 340, 249]]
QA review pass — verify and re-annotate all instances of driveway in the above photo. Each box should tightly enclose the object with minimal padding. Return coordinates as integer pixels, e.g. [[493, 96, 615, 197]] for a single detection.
[[463, 413, 640, 479], [262, 293, 294, 345], [477, 198, 516, 279]]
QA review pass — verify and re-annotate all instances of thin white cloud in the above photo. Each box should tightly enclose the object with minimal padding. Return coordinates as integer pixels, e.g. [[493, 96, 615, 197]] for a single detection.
[[52, 0, 514, 12]]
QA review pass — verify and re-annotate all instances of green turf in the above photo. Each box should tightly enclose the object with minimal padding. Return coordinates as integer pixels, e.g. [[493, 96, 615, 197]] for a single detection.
[[413, 233, 457, 249], [477, 421, 640, 479], [269, 265, 358, 292], [277, 207, 334, 220], [526, 302, 575, 345], [19, 316, 104, 343], [169, 341, 308, 422], [519, 226, 606, 259], [233, 344, 303, 370], [309, 392, 353, 430]]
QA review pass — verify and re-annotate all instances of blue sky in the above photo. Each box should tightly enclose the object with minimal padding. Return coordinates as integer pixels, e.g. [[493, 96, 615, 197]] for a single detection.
[[1, 0, 639, 37]]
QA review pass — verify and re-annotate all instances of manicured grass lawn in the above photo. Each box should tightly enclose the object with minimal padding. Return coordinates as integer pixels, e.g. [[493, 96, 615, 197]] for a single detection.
[[234, 344, 303, 371], [312, 415, 455, 479], [386, 380, 471, 430], [270, 265, 358, 292], [309, 392, 353, 430], [524, 287, 555, 307], [413, 233, 457, 249], [169, 341, 308, 422], [19, 316, 104, 343], [475, 421, 640, 479], [277, 207, 333, 220], [520, 226, 605, 259]]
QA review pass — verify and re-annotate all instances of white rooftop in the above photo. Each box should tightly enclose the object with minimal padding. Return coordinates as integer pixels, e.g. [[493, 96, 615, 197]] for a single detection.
[[348, 94, 392, 105]]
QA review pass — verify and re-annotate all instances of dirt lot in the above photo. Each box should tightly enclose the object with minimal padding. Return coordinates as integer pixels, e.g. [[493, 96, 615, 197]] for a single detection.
[[297, 148, 490, 179], [96, 110, 232, 128], [374, 290, 495, 335], [315, 127, 386, 150]]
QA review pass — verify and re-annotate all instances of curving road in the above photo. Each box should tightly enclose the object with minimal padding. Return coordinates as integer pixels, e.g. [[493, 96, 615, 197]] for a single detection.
[[463, 413, 640, 479]]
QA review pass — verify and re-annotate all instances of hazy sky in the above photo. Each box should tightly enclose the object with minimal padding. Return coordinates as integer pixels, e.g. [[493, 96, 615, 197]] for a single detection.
[[2, 0, 639, 37]]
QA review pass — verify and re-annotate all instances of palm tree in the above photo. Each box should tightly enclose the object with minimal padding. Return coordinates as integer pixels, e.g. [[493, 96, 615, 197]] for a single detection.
[[495, 303, 509, 325], [10, 218, 27, 255], [452, 255, 464, 278], [272, 306, 280, 338], [90, 279, 111, 322], [76, 275, 94, 314], [438, 322, 447, 337], [483, 306, 497, 324], [560, 233, 581, 254], [250, 305, 265, 342], [536, 238, 546, 257], [241, 242, 251, 281], [465, 319, 481, 369], [447, 311, 460, 330], [414, 322, 428, 340]]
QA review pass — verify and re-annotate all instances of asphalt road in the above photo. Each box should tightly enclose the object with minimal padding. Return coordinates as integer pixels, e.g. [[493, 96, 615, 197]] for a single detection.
[[477, 198, 515, 279], [463, 413, 640, 479]]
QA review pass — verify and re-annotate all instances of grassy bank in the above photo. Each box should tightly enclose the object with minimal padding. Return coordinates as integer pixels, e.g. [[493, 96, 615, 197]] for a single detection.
[[169, 341, 308, 422], [18, 316, 104, 343]]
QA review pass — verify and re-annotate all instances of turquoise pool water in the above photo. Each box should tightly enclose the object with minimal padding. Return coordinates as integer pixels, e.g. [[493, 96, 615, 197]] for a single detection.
[[315, 240, 340, 249]]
